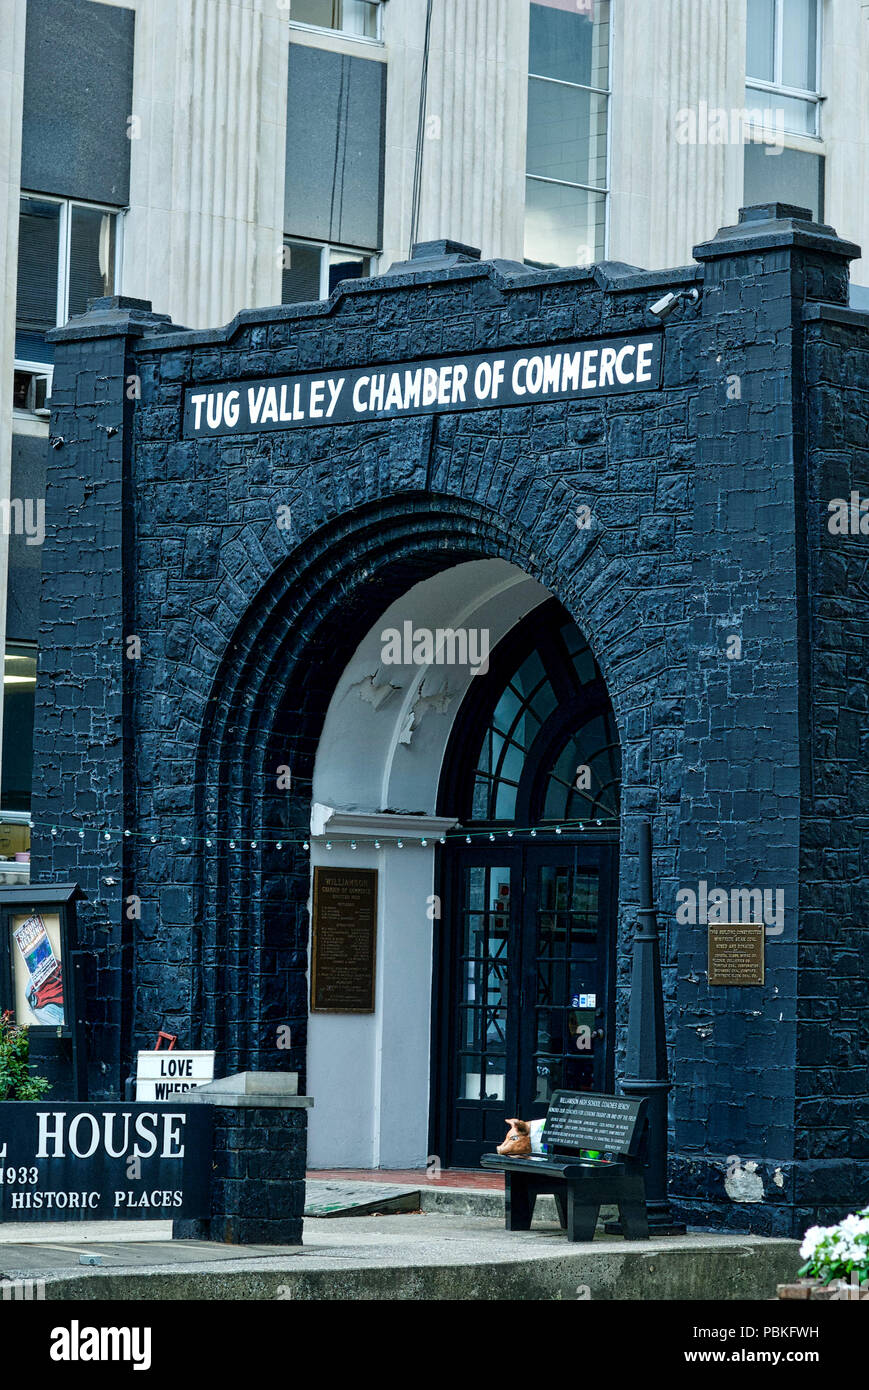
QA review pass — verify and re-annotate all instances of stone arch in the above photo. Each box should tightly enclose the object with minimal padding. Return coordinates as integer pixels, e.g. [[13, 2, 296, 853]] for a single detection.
[[187, 490, 675, 1081]]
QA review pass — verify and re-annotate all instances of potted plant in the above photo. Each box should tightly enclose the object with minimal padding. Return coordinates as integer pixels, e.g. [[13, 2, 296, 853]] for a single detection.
[[0, 1010, 51, 1101], [778, 1209, 869, 1300]]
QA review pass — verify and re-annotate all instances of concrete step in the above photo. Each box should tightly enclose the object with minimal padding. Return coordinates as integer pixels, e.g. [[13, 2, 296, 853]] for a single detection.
[[305, 1178, 615, 1224]]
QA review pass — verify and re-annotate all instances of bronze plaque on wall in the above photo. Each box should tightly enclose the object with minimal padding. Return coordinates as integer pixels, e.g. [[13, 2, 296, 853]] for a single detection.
[[708, 922, 765, 986], [311, 867, 378, 1012]]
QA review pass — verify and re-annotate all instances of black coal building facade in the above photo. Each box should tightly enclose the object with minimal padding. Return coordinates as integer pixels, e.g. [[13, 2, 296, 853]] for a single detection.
[[32, 204, 868, 1235]]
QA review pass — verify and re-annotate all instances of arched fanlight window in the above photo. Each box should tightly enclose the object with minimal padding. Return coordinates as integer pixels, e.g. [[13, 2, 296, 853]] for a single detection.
[[540, 713, 620, 822], [443, 601, 620, 827], [472, 647, 557, 820]]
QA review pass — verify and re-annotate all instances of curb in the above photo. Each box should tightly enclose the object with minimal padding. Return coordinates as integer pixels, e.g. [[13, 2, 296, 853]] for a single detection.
[[20, 1238, 801, 1302]]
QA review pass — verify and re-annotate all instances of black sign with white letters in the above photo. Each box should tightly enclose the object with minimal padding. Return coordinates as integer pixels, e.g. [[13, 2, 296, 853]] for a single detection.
[[0, 1103, 212, 1221], [543, 1091, 646, 1156], [182, 333, 663, 438]]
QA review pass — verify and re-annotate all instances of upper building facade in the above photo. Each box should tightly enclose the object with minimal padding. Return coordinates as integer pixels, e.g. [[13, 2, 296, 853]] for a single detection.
[[6, 0, 867, 911], [1, 0, 868, 922]]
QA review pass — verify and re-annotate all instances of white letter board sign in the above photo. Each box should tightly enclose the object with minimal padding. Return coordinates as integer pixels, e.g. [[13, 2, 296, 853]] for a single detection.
[[135, 1050, 215, 1101]]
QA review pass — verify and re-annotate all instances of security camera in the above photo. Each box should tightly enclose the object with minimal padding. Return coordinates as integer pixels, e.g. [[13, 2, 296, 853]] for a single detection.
[[649, 291, 679, 319], [648, 287, 700, 319]]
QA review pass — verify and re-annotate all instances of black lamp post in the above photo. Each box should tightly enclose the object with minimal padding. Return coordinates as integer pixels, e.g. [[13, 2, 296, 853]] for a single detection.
[[608, 818, 685, 1235]]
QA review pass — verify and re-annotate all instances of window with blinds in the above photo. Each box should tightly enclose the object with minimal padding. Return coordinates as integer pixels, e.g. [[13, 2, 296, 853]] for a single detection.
[[14, 194, 119, 367], [15, 198, 60, 364], [282, 237, 372, 304], [68, 206, 116, 319]]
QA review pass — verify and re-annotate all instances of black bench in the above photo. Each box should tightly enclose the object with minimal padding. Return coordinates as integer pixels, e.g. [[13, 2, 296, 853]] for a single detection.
[[481, 1091, 650, 1241]]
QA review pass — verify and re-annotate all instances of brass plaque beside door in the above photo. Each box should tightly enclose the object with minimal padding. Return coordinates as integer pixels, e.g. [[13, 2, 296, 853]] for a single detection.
[[311, 867, 377, 1012]]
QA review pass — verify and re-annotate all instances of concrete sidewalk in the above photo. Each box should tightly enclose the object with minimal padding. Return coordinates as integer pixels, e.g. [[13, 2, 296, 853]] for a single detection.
[[0, 1210, 799, 1301]]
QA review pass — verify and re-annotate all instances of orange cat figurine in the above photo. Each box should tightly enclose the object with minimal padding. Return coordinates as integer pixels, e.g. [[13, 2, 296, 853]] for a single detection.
[[497, 1118, 532, 1156]]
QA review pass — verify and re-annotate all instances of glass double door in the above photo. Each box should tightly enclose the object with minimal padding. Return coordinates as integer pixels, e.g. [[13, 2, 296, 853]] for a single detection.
[[435, 841, 616, 1169]]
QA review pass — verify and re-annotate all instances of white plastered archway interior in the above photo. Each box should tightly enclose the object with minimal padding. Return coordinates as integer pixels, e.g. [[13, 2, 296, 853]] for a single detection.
[[307, 558, 550, 1169]]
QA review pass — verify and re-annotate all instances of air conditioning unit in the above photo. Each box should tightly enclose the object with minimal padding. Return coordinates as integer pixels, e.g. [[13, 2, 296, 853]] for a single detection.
[[12, 367, 52, 417], [32, 374, 51, 416]]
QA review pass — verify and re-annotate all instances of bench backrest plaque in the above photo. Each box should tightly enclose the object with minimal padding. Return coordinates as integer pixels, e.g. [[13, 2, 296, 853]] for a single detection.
[[543, 1091, 646, 1156]]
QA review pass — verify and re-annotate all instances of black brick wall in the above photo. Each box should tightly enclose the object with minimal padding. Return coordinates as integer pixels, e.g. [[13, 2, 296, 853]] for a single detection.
[[32, 208, 868, 1233], [794, 305, 869, 1223]]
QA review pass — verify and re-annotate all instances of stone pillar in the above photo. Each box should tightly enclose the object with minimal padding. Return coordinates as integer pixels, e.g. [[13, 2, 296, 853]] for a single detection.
[[177, 1073, 312, 1245], [672, 204, 860, 1234], [31, 296, 177, 1099]]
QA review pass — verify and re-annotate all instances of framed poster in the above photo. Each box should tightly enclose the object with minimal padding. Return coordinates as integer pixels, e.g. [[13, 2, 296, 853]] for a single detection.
[[0, 883, 86, 1099], [311, 867, 377, 1013], [11, 910, 65, 1026]]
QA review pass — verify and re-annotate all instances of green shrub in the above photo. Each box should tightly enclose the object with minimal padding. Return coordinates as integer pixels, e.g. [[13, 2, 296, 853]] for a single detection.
[[0, 1010, 52, 1101]]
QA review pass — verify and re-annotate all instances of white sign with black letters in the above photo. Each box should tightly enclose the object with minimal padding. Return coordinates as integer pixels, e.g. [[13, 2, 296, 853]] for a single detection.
[[135, 1050, 215, 1101]]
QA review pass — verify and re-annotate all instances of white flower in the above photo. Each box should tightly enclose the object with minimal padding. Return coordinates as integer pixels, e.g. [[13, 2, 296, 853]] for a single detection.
[[801, 1209, 869, 1272], [800, 1225, 827, 1260]]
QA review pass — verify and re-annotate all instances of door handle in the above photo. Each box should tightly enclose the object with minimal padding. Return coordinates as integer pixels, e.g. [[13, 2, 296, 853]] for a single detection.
[[591, 1028, 604, 1042]]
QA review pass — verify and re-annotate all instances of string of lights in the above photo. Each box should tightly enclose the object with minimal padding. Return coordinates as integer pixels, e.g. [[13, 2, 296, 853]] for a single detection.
[[33, 816, 619, 853]]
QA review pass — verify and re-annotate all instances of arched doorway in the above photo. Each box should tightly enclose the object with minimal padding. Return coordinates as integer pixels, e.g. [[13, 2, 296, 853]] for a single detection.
[[187, 492, 630, 1172], [433, 599, 620, 1167]]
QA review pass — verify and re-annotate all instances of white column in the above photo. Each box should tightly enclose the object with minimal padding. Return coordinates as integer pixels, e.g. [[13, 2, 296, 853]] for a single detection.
[[0, 0, 27, 795], [821, 0, 869, 285], [380, 0, 529, 267], [306, 811, 456, 1169], [608, 0, 745, 270], [122, 0, 288, 329]]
